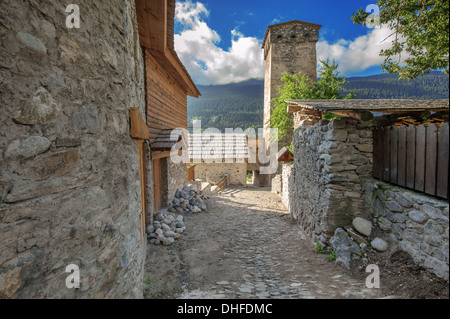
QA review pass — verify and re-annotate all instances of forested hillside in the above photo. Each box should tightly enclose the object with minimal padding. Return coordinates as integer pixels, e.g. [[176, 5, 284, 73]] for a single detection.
[[188, 79, 264, 131], [342, 71, 449, 99], [187, 72, 449, 131]]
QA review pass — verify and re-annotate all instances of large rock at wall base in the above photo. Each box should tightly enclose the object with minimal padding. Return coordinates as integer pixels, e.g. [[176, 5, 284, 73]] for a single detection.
[[352, 217, 372, 237], [5, 136, 51, 160], [330, 228, 361, 270], [13, 87, 59, 125], [371, 238, 389, 252]]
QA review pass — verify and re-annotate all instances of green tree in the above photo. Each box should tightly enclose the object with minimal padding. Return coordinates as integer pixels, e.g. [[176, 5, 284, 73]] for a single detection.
[[351, 0, 449, 79], [268, 60, 355, 145]]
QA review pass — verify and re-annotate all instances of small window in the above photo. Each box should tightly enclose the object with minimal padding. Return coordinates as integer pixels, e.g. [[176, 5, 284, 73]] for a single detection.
[[277, 35, 282, 39]]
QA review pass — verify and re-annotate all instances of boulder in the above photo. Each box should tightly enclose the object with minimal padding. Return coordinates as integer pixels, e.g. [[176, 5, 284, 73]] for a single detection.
[[352, 217, 372, 237], [371, 238, 389, 252], [330, 228, 361, 270]]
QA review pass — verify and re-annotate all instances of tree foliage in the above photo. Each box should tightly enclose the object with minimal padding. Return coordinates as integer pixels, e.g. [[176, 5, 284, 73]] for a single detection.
[[352, 0, 449, 79], [268, 60, 355, 141]]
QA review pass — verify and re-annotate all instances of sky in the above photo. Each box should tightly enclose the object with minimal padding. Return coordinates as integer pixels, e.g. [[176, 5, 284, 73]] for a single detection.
[[174, 0, 402, 86]]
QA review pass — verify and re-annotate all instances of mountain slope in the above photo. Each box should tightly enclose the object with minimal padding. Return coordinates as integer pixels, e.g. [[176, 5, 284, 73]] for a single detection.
[[188, 72, 449, 131]]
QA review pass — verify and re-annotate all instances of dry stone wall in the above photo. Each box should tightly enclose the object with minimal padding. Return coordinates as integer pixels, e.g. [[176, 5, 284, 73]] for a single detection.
[[282, 164, 293, 210], [162, 158, 187, 207], [0, 0, 147, 298], [192, 161, 247, 186], [365, 180, 449, 280], [290, 118, 374, 242]]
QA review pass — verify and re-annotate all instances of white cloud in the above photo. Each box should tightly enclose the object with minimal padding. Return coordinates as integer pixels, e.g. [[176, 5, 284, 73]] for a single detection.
[[174, 1, 264, 85], [174, 2, 408, 85], [317, 26, 409, 75]]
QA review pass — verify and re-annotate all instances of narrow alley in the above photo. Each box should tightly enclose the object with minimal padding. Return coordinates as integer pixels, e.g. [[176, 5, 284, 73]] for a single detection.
[[144, 186, 387, 299]]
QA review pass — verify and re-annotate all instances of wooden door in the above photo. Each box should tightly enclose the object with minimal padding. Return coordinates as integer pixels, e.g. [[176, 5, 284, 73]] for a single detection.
[[153, 158, 162, 212]]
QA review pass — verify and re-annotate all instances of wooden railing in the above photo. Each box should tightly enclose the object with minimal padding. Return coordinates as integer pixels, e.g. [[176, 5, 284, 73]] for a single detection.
[[373, 123, 448, 199], [216, 174, 229, 193]]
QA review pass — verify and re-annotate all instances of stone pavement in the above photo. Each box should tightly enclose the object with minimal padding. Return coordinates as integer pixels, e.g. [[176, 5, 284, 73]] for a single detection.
[[145, 186, 389, 299]]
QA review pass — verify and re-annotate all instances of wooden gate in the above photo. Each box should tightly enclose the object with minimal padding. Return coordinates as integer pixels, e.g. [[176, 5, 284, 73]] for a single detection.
[[373, 123, 449, 199]]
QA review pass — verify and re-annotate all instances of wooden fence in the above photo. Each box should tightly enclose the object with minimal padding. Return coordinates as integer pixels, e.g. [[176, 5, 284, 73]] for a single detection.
[[373, 123, 449, 199]]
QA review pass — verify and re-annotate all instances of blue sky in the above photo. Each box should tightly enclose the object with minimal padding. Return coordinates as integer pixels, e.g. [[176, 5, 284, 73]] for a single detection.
[[175, 0, 398, 85]]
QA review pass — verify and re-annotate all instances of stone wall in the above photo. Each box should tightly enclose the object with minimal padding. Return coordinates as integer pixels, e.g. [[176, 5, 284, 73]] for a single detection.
[[0, 0, 147, 298], [162, 159, 187, 207], [282, 164, 293, 210], [365, 180, 449, 280], [291, 118, 373, 242], [271, 174, 282, 195], [192, 161, 247, 186]]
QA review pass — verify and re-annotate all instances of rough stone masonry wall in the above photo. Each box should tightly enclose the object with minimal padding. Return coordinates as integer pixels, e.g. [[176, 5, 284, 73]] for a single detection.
[[0, 0, 147, 298], [162, 158, 187, 207], [365, 180, 449, 280], [192, 162, 247, 186], [282, 164, 293, 210], [271, 174, 282, 195], [291, 118, 373, 243]]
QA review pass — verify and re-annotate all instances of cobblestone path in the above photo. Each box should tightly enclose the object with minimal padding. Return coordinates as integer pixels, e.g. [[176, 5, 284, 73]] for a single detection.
[[144, 186, 387, 299]]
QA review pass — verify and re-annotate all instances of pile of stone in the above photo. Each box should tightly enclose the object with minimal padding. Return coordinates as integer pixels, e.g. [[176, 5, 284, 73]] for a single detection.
[[329, 217, 389, 270], [168, 186, 208, 214], [147, 187, 209, 246], [147, 211, 186, 246]]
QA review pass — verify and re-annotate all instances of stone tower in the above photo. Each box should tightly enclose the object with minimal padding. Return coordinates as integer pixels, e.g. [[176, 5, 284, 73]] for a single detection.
[[262, 20, 321, 148]]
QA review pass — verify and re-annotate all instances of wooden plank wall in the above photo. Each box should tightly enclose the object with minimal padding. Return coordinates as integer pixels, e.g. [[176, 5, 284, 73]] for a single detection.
[[145, 50, 188, 143], [373, 123, 449, 199]]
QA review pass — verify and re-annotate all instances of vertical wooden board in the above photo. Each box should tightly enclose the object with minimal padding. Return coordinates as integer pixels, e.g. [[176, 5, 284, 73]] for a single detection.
[[373, 127, 383, 179], [415, 125, 426, 192], [382, 127, 391, 182], [424, 123, 438, 196], [436, 123, 448, 199], [425, 123, 438, 196], [406, 125, 416, 189], [390, 126, 398, 184], [153, 158, 162, 212], [397, 126, 407, 187], [136, 140, 148, 245]]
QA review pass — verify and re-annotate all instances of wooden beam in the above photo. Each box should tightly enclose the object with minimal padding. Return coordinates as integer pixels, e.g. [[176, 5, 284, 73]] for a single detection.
[[130, 107, 150, 140], [151, 151, 170, 160], [287, 105, 304, 113], [328, 110, 374, 121], [147, 0, 167, 53], [135, 0, 152, 49], [151, 149, 184, 160]]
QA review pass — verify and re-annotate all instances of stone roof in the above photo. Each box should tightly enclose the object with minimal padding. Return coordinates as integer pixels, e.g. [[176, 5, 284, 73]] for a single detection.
[[152, 129, 185, 151], [286, 99, 449, 113], [188, 133, 249, 160]]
